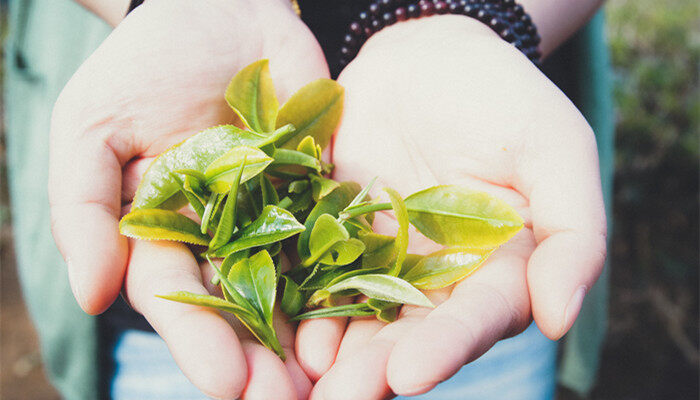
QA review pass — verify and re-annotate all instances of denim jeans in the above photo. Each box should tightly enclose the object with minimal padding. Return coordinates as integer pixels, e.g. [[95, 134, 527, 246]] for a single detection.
[[111, 323, 556, 400]]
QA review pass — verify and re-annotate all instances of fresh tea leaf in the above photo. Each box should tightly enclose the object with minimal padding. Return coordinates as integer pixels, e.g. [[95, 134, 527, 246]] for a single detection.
[[323, 274, 433, 308], [200, 193, 220, 234], [404, 185, 523, 248], [271, 148, 322, 172], [306, 214, 349, 265], [172, 173, 205, 218], [120, 209, 210, 245], [403, 247, 493, 290], [318, 238, 365, 266], [157, 291, 255, 319], [212, 250, 249, 288], [310, 175, 340, 201], [296, 135, 318, 158], [260, 174, 279, 207], [226, 250, 277, 326], [358, 232, 396, 267], [288, 180, 310, 194], [205, 146, 273, 193], [225, 59, 278, 132], [133, 125, 272, 210], [384, 188, 409, 276], [275, 79, 344, 150], [290, 303, 375, 321], [209, 159, 246, 250], [367, 298, 400, 323], [208, 205, 305, 257], [280, 276, 304, 317]]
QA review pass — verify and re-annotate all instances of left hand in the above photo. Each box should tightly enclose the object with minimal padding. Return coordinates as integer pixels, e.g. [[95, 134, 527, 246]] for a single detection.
[[295, 15, 607, 399]]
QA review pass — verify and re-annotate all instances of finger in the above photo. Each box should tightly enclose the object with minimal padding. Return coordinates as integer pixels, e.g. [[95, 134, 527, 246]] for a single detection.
[[386, 234, 533, 396], [516, 107, 607, 340], [49, 107, 136, 314], [122, 156, 154, 203], [124, 239, 248, 399], [240, 342, 298, 400]]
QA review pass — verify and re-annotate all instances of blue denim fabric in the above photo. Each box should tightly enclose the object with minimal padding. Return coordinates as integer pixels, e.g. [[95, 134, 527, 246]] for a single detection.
[[111, 323, 556, 400]]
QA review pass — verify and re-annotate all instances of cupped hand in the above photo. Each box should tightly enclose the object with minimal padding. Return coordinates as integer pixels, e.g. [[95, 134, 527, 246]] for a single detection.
[[295, 16, 607, 399], [49, 0, 327, 398]]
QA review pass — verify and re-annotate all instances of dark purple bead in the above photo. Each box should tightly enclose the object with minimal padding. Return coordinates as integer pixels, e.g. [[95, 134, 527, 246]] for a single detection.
[[512, 21, 526, 34], [526, 24, 536, 35], [513, 4, 524, 16], [382, 11, 396, 24], [458, 0, 468, 6], [464, 4, 479, 17], [435, 1, 448, 14], [532, 33, 541, 45], [370, 18, 384, 30], [511, 39, 523, 49], [340, 46, 352, 56], [448, 2, 460, 12], [380, 0, 394, 9], [358, 11, 370, 25], [476, 9, 492, 21], [502, 0, 515, 6], [395, 7, 408, 21], [489, 17, 506, 29], [342, 33, 357, 47], [407, 3, 421, 17], [420, 1, 436, 16], [364, 26, 374, 37], [369, 2, 381, 15], [499, 27, 516, 41], [349, 22, 363, 36], [338, 58, 349, 68], [503, 10, 517, 22], [520, 14, 531, 24], [482, 3, 493, 11]]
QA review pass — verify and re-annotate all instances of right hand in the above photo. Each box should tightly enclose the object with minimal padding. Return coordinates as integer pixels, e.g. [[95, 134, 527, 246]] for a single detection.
[[49, 0, 328, 398]]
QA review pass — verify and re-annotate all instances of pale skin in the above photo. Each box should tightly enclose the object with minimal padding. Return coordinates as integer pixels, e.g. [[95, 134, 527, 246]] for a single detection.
[[50, 1, 605, 399]]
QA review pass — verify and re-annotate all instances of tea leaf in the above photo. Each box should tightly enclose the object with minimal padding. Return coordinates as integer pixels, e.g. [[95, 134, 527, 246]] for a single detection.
[[226, 250, 277, 326], [200, 193, 220, 234], [298, 182, 362, 260], [120, 209, 210, 245], [172, 173, 205, 218], [157, 291, 255, 319], [346, 176, 377, 210], [280, 275, 304, 317], [207, 205, 305, 257], [306, 214, 349, 265], [367, 298, 400, 323], [288, 180, 310, 194], [275, 79, 344, 150], [205, 146, 273, 194], [212, 250, 249, 288], [296, 135, 318, 158], [225, 59, 278, 132], [384, 188, 409, 276], [260, 174, 279, 207], [358, 232, 395, 267], [271, 148, 322, 172], [404, 186, 523, 248], [324, 266, 388, 288], [310, 175, 340, 201], [290, 303, 375, 321], [133, 125, 272, 210], [209, 159, 246, 250], [403, 247, 493, 290], [324, 274, 433, 308], [319, 239, 365, 266]]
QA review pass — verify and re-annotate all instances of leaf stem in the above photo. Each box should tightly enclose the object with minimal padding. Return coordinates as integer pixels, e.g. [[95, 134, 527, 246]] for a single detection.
[[338, 202, 392, 221]]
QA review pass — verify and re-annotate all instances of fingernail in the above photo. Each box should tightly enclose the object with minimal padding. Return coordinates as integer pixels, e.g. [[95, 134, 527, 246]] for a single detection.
[[561, 285, 587, 337]]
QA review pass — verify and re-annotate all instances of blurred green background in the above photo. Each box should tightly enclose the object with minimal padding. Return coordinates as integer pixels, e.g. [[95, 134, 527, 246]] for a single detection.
[[1, 0, 698, 398]]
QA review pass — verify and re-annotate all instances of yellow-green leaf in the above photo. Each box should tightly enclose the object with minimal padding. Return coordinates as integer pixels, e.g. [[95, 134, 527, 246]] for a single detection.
[[405, 185, 524, 248], [133, 125, 272, 210], [204, 146, 273, 193], [403, 247, 493, 290], [227, 250, 277, 326], [385, 188, 409, 276], [296, 135, 318, 158], [275, 79, 344, 150], [119, 209, 210, 245], [157, 291, 255, 319], [225, 59, 278, 132], [323, 274, 433, 308], [209, 159, 246, 250], [310, 175, 340, 201], [358, 232, 395, 267]]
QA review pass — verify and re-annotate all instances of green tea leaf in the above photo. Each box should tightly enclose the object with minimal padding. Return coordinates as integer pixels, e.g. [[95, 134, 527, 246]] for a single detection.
[[227, 250, 277, 326], [324, 274, 433, 308], [271, 148, 322, 172], [403, 247, 493, 290], [318, 238, 365, 266], [208, 205, 305, 257], [212, 250, 249, 288], [290, 303, 375, 321], [205, 146, 273, 194], [358, 232, 396, 267], [384, 188, 409, 276], [200, 193, 220, 234], [275, 79, 344, 150], [346, 176, 377, 210], [296, 135, 318, 158], [298, 182, 362, 260], [310, 175, 340, 202], [324, 266, 388, 288], [404, 185, 523, 248], [133, 125, 272, 210], [280, 275, 304, 317], [157, 291, 255, 319], [288, 180, 310, 194], [120, 209, 210, 245], [260, 174, 279, 207], [367, 298, 400, 323], [306, 214, 349, 266], [209, 159, 246, 250], [172, 173, 205, 219], [225, 59, 278, 132]]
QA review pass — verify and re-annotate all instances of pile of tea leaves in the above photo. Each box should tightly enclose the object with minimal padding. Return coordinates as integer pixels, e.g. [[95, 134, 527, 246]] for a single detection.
[[119, 60, 523, 359]]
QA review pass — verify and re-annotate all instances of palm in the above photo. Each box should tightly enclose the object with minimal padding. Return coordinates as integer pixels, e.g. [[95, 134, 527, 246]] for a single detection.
[[296, 16, 606, 399]]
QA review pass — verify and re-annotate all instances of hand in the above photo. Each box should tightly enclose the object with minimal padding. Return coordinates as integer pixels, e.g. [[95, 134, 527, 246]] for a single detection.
[[295, 16, 607, 399], [49, 0, 327, 398]]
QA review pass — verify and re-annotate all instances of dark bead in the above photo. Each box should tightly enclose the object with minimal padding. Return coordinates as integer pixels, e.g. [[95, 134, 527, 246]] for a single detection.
[[463, 4, 478, 16], [338, 58, 349, 68], [448, 2, 460, 12], [382, 11, 396, 24], [435, 1, 448, 14], [349, 21, 363, 36], [395, 7, 408, 21], [511, 39, 523, 49], [476, 9, 492, 21], [526, 24, 537, 35], [525, 48, 541, 60], [513, 4, 524, 16], [503, 10, 517, 22], [489, 17, 506, 29], [512, 21, 526, 34], [358, 11, 370, 25], [458, 0, 468, 6], [532, 33, 541, 45], [380, 0, 394, 9], [502, 0, 515, 6], [407, 3, 421, 17], [340, 46, 352, 57], [364, 26, 374, 37], [370, 18, 384, 30], [369, 3, 381, 15], [499, 27, 516, 41], [482, 3, 493, 11], [519, 14, 531, 24], [445, 0, 456, 4], [420, 1, 435, 16], [342, 34, 357, 47]]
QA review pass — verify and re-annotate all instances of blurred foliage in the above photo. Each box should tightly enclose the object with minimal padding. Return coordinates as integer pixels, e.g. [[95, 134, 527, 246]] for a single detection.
[[581, 0, 699, 399]]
